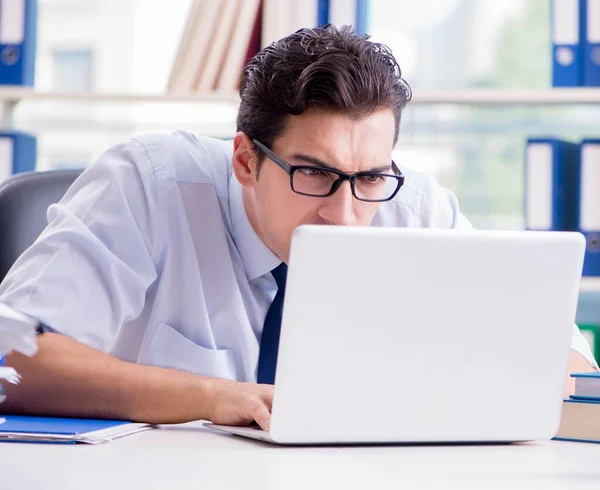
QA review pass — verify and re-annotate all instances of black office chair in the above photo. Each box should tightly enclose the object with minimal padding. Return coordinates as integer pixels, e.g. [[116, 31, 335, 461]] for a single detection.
[[0, 169, 83, 283]]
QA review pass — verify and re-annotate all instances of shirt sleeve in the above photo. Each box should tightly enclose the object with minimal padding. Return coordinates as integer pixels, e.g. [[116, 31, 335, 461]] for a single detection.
[[571, 324, 599, 369], [0, 138, 160, 352], [419, 174, 473, 229]]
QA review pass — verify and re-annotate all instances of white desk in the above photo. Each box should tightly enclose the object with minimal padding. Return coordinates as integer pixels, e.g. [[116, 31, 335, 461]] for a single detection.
[[1, 422, 600, 489]]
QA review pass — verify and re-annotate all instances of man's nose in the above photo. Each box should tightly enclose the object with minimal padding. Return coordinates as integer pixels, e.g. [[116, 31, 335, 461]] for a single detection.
[[317, 180, 358, 226]]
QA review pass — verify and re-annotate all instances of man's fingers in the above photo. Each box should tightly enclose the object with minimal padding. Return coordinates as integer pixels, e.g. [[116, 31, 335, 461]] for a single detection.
[[249, 399, 272, 431], [261, 391, 273, 411]]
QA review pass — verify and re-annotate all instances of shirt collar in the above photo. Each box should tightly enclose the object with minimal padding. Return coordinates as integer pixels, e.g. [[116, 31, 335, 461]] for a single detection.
[[229, 173, 281, 281]]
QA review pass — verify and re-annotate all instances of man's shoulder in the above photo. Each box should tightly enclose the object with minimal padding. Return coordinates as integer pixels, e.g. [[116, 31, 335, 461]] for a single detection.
[[128, 131, 234, 196], [377, 166, 466, 228], [382, 166, 440, 213]]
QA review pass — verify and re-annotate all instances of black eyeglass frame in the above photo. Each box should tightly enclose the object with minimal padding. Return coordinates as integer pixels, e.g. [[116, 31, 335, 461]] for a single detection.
[[252, 139, 405, 203]]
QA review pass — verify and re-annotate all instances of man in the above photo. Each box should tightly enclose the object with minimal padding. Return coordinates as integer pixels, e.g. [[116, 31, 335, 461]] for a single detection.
[[0, 26, 596, 431]]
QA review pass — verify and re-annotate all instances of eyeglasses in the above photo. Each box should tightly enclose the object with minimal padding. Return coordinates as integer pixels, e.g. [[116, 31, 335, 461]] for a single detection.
[[252, 139, 405, 203]]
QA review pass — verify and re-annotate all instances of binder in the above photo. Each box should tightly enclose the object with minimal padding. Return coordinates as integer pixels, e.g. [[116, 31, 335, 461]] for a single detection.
[[524, 138, 579, 232], [355, 0, 369, 34], [583, 0, 600, 85], [0, 415, 151, 444], [318, 0, 330, 27], [578, 139, 600, 276], [551, 0, 585, 87], [0, 131, 36, 182], [0, 0, 38, 86]]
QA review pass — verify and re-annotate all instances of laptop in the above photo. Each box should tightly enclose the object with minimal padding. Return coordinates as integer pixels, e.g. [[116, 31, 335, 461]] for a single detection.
[[205, 225, 586, 445]]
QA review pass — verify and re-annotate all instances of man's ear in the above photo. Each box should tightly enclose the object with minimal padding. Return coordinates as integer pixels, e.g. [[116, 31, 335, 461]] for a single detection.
[[232, 132, 257, 187]]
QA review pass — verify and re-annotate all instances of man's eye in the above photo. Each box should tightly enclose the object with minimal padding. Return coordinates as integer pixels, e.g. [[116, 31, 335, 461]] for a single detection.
[[299, 168, 326, 177], [360, 174, 385, 184]]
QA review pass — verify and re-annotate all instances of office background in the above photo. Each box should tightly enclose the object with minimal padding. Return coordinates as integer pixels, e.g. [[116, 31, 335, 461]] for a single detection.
[[1, 0, 599, 356], [5, 0, 595, 230]]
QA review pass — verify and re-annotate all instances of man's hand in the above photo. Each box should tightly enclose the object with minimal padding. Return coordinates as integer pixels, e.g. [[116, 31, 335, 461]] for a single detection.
[[2, 333, 275, 426], [206, 380, 274, 431], [564, 349, 598, 398]]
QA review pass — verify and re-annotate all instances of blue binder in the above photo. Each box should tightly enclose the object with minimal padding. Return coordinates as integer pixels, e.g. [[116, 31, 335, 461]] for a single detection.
[[0, 0, 38, 86], [0, 131, 36, 181], [524, 138, 579, 232], [317, 0, 329, 26], [355, 0, 369, 34], [583, 0, 600, 86], [552, 0, 585, 87], [578, 139, 600, 277]]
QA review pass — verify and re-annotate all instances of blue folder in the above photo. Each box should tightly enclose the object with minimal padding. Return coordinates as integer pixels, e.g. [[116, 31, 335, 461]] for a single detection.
[[583, 0, 600, 86], [317, 0, 329, 27], [356, 0, 370, 34], [524, 138, 579, 232], [578, 139, 600, 277], [0, 0, 38, 86], [0, 131, 36, 178], [0, 415, 151, 444], [551, 0, 585, 87]]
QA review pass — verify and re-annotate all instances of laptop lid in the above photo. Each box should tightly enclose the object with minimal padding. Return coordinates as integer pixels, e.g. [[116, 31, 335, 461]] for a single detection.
[[268, 226, 585, 444]]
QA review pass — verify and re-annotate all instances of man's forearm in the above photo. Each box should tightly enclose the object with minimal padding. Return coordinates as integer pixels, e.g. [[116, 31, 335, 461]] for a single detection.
[[563, 349, 598, 398], [1, 333, 218, 424]]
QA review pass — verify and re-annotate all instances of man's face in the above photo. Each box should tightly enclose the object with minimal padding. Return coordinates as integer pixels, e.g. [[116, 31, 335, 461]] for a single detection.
[[236, 109, 396, 263]]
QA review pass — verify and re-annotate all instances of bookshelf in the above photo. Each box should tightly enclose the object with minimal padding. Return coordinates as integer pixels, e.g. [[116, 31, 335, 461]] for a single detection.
[[3, 87, 600, 104], [3, 87, 600, 128]]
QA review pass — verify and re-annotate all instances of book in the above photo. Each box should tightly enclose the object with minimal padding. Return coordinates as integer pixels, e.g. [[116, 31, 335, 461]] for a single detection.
[[0, 415, 152, 444], [572, 371, 600, 398], [554, 398, 600, 443], [216, 0, 262, 91]]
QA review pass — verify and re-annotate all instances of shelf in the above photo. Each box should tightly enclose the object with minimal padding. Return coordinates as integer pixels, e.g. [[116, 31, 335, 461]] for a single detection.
[[580, 277, 600, 294], [410, 88, 600, 105], [0, 87, 240, 104], [1, 87, 600, 106]]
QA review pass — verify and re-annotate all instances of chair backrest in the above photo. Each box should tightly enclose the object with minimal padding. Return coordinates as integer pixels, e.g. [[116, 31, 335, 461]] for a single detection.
[[0, 169, 83, 283]]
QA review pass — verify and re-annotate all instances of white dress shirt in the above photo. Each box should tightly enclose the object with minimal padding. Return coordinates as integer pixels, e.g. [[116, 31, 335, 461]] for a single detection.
[[0, 131, 596, 379]]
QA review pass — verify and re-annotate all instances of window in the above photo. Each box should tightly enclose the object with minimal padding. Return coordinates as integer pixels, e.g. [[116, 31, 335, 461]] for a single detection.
[[49, 156, 88, 170], [52, 50, 94, 91]]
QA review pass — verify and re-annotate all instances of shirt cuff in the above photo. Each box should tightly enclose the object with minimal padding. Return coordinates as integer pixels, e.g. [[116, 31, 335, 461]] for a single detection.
[[571, 324, 599, 370]]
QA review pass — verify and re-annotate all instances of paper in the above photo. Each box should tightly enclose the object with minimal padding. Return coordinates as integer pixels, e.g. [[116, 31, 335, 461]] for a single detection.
[[0, 302, 39, 358], [0, 302, 38, 403], [0, 366, 21, 403]]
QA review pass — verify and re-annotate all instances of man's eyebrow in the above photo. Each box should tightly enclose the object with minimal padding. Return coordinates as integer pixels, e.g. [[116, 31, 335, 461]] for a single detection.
[[291, 154, 392, 174]]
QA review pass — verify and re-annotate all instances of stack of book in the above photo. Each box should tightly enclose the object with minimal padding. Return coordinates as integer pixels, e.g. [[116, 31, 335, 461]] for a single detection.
[[555, 371, 600, 443]]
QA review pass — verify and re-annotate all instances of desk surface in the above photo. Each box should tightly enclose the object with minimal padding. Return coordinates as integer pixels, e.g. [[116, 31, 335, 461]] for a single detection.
[[1, 422, 600, 489]]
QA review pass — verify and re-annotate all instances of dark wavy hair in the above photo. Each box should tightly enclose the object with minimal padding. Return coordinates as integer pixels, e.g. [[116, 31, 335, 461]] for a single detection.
[[237, 25, 412, 166]]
